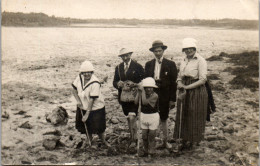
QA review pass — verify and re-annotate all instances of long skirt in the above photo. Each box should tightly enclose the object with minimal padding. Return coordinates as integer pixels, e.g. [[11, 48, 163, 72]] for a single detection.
[[76, 107, 106, 135], [173, 77, 208, 143]]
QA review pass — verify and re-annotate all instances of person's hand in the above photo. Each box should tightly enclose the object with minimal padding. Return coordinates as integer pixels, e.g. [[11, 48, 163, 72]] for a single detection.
[[100, 76, 108, 84], [138, 84, 144, 91], [183, 85, 188, 90], [130, 82, 138, 88], [155, 79, 161, 87], [77, 103, 83, 109], [82, 111, 90, 122], [178, 89, 186, 100], [169, 101, 176, 109], [177, 82, 185, 90], [117, 81, 124, 88]]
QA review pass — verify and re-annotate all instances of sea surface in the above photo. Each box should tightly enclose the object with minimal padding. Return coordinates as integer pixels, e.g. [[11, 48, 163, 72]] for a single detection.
[[2, 26, 258, 63]]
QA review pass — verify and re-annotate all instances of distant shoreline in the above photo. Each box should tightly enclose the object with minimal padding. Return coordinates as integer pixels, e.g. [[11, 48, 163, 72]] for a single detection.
[[2, 24, 258, 31], [2, 12, 258, 30]]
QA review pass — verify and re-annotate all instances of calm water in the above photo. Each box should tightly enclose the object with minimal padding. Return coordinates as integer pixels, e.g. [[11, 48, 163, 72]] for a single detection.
[[2, 26, 258, 62]]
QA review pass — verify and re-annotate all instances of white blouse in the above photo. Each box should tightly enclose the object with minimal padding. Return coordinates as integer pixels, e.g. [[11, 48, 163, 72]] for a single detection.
[[177, 53, 207, 82], [72, 74, 105, 111]]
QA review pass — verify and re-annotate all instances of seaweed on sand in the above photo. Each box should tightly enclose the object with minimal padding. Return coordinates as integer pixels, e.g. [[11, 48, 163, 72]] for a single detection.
[[222, 51, 259, 67], [2, 82, 71, 106], [245, 100, 259, 108], [211, 82, 225, 92], [208, 74, 220, 80], [222, 51, 259, 92], [229, 75, 258, 91], [206, 55, 223, 61]]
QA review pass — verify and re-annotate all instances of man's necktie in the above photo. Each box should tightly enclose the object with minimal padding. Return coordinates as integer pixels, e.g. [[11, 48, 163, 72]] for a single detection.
[[125, 63, 129, 75]]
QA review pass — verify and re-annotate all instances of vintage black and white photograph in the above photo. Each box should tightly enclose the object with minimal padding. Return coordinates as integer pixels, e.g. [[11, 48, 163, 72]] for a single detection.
[[1, 0, 259, 165]]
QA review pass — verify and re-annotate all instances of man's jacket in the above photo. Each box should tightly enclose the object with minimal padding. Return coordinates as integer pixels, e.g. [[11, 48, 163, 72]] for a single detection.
[[145, 58, 178, 105], [113, 60, 144, 102]]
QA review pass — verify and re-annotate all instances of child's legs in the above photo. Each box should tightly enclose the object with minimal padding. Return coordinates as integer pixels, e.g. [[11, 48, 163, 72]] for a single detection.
[[98, 133, 105, 141], [81, 133, 92, 148], [148, 130, 157, 154], [142, 129, 149, 153], [147, 113, 159, 154], [98, 132, 111, 147], [82, 133, 92, 141]]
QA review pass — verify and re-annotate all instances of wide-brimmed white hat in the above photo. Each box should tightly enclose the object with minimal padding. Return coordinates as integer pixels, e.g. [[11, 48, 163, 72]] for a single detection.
[[142, 77, 158, 88], [182, 38, 197, 50], [79, 60, 94, 72], [118, 48, 133, 57]]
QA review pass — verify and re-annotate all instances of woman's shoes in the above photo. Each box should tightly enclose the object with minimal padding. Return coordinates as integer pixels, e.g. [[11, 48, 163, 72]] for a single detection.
[[172, 141, 193, 152], [129, 141, 137, 148], [182, 141, 193, 151]]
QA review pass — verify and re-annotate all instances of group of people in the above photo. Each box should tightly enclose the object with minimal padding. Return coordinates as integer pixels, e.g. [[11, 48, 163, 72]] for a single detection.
[[72, 38, 212, 157]]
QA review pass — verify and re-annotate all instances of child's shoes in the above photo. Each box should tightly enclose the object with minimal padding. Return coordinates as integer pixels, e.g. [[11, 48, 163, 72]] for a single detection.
[[128, 141, 137, 148]]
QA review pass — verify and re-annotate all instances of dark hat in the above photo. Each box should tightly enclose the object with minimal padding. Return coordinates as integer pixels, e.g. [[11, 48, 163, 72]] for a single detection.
[[149, 40, 167, 52]]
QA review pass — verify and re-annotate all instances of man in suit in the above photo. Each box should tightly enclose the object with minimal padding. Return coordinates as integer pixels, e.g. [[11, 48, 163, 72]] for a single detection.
[[145, 40, 178, 149], [113, 48, 145, 148]]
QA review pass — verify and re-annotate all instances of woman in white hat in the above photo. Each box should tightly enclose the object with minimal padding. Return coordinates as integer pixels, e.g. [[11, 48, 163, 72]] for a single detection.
[[135, 77, 159, 157], [72, 60, 110, 147], [173, 38, 208, 150]]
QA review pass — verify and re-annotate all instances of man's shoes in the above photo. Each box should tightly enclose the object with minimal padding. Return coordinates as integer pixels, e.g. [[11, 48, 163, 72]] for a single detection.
[[165, 142, 172, 149], [144, 154, 155, 162], [156, 142, 172, 149], [148, 153, 156, 158], [138, 150, 148, 157]]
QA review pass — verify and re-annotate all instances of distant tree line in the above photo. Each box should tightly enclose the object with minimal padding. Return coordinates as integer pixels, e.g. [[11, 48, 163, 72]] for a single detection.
[[1, 11, 258, 29], [1, 12, 70, 26]]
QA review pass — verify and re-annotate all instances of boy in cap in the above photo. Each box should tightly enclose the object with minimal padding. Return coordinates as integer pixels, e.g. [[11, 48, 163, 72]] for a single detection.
[[113, 48, 144, 148], [145, 40, 178, 149]]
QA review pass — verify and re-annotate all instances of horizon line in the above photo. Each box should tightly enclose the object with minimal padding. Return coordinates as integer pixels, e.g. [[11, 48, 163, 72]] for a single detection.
[[2, 11, 258, 21]]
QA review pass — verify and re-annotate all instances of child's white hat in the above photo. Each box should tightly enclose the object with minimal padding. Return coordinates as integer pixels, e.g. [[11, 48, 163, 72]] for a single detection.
[[142, 77, 158, 88], [79, 60, 94, 72]]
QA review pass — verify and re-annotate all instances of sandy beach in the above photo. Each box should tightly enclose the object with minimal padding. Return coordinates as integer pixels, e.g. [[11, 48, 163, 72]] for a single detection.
[[1, 0, 260, 163], [1, 25, 259, 165], [1, 48, 259, 165]]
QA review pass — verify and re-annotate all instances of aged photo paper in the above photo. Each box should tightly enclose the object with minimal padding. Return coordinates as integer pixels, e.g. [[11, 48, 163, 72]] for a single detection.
[[1, 0, 259, 165]]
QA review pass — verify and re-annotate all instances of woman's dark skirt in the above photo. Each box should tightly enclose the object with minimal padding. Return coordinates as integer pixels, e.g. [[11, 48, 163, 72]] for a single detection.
[[173, 77, 208, 143], [76, 107, 106, 135]]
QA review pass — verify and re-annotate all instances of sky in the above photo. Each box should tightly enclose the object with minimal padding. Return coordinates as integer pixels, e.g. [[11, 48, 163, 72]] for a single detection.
[[2, 0, 259, 20]]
